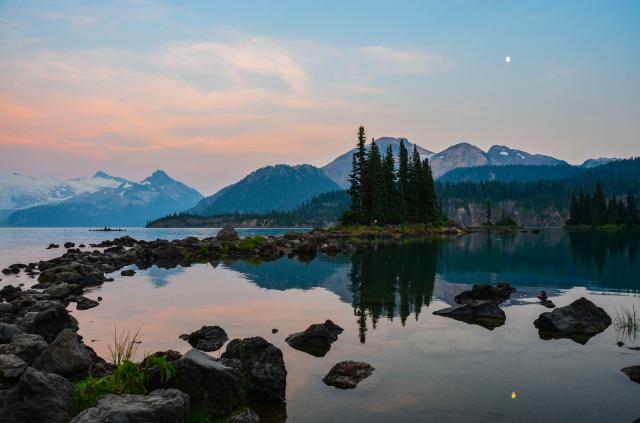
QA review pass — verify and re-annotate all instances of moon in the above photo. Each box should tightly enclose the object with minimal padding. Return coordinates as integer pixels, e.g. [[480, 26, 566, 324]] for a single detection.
[[505, 56, 511, 63]]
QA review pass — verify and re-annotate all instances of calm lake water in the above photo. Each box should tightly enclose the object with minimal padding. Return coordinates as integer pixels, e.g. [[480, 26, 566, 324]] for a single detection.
[[1, 228, 639, 422]]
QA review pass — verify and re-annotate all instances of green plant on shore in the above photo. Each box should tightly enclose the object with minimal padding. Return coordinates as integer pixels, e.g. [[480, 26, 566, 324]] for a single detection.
[[72, 329, 176, 416], [107, 326, 141, 366], [614, 303, 640, 342], [187, 408, 212, 423], [239, 235, 267, 251]]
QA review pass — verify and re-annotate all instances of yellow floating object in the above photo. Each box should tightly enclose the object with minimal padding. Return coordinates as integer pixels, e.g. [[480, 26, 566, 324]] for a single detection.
[[511, 391, 517, 399]]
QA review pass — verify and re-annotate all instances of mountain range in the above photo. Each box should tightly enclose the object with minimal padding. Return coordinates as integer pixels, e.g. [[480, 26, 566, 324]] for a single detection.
[[0, 137, 623, 226], [1, 171, 203, 227]]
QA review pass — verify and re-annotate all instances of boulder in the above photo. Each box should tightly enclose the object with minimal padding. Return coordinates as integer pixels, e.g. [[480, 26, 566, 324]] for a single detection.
[[217, 224, 239, 242], [229, 408, 260, 423], [173, 349, 243, 418], [33, 329, 93, 379], [76, 296, 99, 310], [121, 269, 136, 277], [63, 242, 75, 249], [0, 333, 47, 364], [0, 367, 73, 423], [322, 361, 375, 389], [43, 283, 80, 299], [0, 353, 28, 378], [38, 263, 105, 287], [70, 389, 190, 423], [20, 304, 77, 343], [454, 283, 515, 305], [285, 320, 343, 357], [47, 243, 60, 249], [180, 325, 228, 352], [433, 300, 506, 330], [0, 322, 24, 343], [0, 284, 22, 302], [222, 336, 287, 402], [533, 297, 612, 344], [622, 366, 640, 384]]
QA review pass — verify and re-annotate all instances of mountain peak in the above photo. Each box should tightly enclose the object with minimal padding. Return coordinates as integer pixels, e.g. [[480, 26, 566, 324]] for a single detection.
[[143, 170, 174, 185]]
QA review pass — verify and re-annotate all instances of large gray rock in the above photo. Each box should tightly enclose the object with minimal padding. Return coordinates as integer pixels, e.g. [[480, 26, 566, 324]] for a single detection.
[[0, 367, 73, 423], [20, 304, 78, 343], [43, 283, 80, 300], [216, 224, 239, 242], [33, 329, 93, 378], [622, 366, 640, 384], [433, 300, 506, 330], [0, 353, 28, 378], [229, 408, 260, 423], [0, 333, 47, 364], [173, 349, 243, 418], [285, 320, 343, 357], [0, 322, 24, 343], [76, 296, 99, 311], [222, 336, 287, 402], [180, 325, 228, 352], [71, 389, 190, 423], [322, 360, 375, 389], [533, 297, 612, 344], [38, 263, 105, 287]]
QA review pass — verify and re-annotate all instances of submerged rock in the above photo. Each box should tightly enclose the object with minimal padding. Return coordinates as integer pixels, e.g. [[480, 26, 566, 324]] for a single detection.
[[71, 389, 190, 423], [322, 360, 375, 389], [33, 329, 93, 379], [454, 283, 515, 305], [46, 243, 60, 249], [121, 269, 136, 276], [622, 366, 640, 384], [533, 297, 611, 344], [0, 367, 73, 423], [173, 349, 243, 418], [285, 319, 343, 357], [222, 336, 287, 402], [433, 300, 506, 330], [180, 325, 229, 352], [217, 224, 239, 242]]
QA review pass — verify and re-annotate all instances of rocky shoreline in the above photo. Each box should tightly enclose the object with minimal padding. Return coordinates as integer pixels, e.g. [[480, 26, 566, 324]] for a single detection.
[[0, 224, 632, 422]]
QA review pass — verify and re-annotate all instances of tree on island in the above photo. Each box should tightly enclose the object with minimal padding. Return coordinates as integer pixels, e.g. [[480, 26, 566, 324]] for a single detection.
[[342, 126, 442, 226]]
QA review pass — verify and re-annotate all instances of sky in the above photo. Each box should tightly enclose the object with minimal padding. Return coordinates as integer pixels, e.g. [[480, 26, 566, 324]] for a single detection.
[[0, 0, 638, 195]]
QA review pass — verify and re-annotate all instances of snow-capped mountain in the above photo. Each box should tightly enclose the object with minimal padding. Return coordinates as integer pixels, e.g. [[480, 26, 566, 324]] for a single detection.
[[322, 139, 569, 185], [322, 137, 433, 188], [2, 170, 203, 227], [0, 172, 122, 211], [580, 157, 619, 168]]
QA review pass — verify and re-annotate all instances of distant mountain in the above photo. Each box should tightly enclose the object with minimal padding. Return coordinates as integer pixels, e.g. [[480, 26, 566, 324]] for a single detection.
[[189, 164, 341, 215], [2, 170, 202, 227], [321, 137, 433, 188], [0, 172, 122, 211], [440, 164, 585, 183], [322, 139, 567, 185], [580, 157, 619, 168], [148, 190, 350, 228]]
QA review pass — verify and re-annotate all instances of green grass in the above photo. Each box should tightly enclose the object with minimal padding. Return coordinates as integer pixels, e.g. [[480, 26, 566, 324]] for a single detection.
[[187, 408, 213, 423], [72, 328, 176, 416], [614, 303, 640, 342]]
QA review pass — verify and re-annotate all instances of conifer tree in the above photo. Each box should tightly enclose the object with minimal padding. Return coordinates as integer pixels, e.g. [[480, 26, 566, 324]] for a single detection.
[[398, 140, 410, 221], [422, 157, 437, 224], [348, 126, 367, 221]]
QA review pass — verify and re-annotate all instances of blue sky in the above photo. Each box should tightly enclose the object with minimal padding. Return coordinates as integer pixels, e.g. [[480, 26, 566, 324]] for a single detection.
[[0, 0, 638, 193]]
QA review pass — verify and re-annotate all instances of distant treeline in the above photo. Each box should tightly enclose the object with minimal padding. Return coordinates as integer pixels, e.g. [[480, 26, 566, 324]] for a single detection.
[[567, 183, 639, 226], [437, 157, 640, 212], [343, 126, 442, 226], [147, 190, 349, 228]]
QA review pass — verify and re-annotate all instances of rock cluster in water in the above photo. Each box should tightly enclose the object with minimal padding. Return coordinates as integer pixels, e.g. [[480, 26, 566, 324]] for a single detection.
[[432, 283, 515, 329], [323, 360, 375, 389]]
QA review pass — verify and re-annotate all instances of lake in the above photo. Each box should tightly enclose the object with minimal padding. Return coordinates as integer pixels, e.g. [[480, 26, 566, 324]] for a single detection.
[[1, 228, 639, 422]]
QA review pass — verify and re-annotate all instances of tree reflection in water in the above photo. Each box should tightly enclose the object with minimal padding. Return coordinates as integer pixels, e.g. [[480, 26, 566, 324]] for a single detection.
[[349, 240, 440, 343]]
